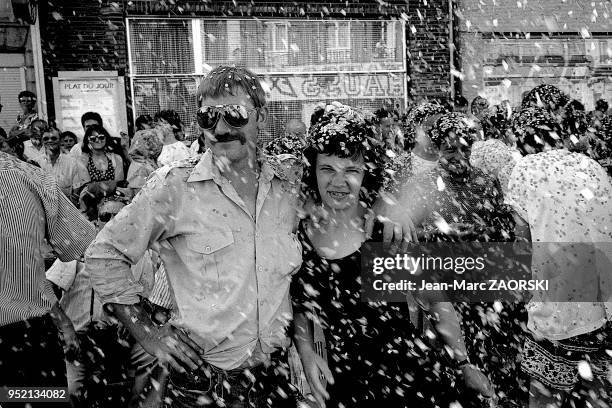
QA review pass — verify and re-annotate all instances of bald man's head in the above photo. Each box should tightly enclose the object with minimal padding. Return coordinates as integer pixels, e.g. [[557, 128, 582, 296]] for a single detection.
[[286, 119, 307, 137]]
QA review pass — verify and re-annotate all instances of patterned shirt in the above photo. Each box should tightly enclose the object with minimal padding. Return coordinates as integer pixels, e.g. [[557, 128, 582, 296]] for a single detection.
[[0, 152, 96, 326], [86, 150, 303, 370], [505, 149, 612, 340]]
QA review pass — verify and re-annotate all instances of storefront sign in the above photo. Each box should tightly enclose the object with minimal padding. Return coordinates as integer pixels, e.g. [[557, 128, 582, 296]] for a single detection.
[[52, 71, 128, 141], [265, 74, 405, 102]]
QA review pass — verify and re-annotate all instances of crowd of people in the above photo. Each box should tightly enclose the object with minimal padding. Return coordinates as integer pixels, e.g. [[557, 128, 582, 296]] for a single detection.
[[0, 66, 611, 408]]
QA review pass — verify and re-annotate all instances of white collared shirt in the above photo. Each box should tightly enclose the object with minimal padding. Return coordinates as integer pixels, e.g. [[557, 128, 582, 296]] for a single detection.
[[86, 150, 303, 369]]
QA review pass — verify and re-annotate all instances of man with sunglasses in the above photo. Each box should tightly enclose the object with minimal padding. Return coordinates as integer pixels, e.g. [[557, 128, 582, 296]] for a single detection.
[[35, 127, 88, 204], [86, 66, 303, 408]]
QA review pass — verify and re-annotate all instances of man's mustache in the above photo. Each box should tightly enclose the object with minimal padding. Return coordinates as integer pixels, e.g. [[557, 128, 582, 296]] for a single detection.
[[210, 133, 246, 144]]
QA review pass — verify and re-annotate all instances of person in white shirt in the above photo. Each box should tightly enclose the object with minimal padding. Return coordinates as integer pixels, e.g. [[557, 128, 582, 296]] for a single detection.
[[154, 110, 190, 167], [22, 119, 47, 163], [506, 106, 612, 408], [47, 197, 160, 406], [36, 128, 88, 203]]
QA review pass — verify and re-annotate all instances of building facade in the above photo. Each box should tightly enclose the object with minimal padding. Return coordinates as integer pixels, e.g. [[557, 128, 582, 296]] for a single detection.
[[40, 0, 452, 140], [458, 0, 612, 109], [0, 0, 45, 130]]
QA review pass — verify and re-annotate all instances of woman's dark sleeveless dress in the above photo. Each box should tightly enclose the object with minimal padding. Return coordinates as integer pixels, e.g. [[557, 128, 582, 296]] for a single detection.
[[291, 221, 457, 408]]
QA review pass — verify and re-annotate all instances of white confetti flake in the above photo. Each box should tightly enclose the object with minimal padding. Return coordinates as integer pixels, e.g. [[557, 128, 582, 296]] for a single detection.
[[436, 176, 446, 191], [581, 28, 591, 39], [577, 361, 593, 381], [434, 218, 451, 234], [580, 188, 594, 200]]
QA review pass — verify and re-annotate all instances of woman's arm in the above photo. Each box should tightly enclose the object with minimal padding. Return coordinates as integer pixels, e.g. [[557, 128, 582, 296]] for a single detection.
[[293, 311, 333, 408], [413, 291, 495, 397]]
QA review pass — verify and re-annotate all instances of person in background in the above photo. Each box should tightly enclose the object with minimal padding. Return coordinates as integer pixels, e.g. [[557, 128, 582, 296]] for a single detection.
[[78, 125, 125, 218], [70, 111, 103, 156], [453, 95, 469, 114], [470, 96, 489, 122], [60, 131, 78, 154], [520, 84, 569, 120], [399, 112, 515, 241], [2, 127, 41, 167], [374, 107, 402, 153], [135, 114, 154, 131], [507, 105, 612, 408], [404, 102, 447, 176], [155, 110, 190, 167], [70, 112, 127, 160], [35, 127, 87, 204], [22, 118, 47, 162], [0, 150, 96, 403], [589, 99, 609, 130], [46, 195, 161, 408], [16, 90, 39, 126], [126, 129, 164, 198], [285, 118, 307, 139]]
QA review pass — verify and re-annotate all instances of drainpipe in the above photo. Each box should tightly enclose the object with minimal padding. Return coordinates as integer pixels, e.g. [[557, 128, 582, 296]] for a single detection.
[[449, 0, 455, 102]]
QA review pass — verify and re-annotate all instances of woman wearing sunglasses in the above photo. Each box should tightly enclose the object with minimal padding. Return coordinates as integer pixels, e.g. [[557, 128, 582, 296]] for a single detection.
[[78, 125, 125, 219], [80, 125, 125, 185]]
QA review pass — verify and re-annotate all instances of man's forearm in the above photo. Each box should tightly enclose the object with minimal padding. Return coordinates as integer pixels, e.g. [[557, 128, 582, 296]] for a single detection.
[[49, 301, 75, 334], [106, 302, 159, 343], [429, 301, 469, 361], [293, 312, 315, 355]]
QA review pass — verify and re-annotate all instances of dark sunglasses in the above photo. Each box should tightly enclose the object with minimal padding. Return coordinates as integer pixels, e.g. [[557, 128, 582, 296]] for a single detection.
[[19, 98, 36, 103], [42, 136, 59, 142], [196, 104, 257, 130], [98, 212, 118, 222], [90, 135, 106, 142]]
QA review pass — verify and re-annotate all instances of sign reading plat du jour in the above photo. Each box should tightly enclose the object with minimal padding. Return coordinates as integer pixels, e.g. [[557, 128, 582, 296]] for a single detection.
[[53, 71, 128, 142]]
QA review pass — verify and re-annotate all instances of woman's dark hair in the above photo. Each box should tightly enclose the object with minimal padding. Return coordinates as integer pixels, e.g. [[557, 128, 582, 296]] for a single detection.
[[135, 114, 153, 131], [60, 131, 77, 143], [82, 125, 112, 154], [595, 99, 609, 113], [482, 105, 510, 140], [154, 110, 182, 131], [302, 104, 386, 208], [511, 107, 567, 155]]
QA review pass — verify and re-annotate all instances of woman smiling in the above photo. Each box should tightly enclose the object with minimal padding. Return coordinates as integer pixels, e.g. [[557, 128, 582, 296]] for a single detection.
[[290, 102, 493, 408]]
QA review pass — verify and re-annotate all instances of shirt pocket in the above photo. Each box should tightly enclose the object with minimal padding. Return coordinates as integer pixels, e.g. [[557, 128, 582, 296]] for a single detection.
[[185, 228, 234, 282]]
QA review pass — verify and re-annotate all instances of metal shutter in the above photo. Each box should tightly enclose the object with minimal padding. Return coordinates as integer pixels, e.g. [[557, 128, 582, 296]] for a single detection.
[[0, 67, 26, 131]]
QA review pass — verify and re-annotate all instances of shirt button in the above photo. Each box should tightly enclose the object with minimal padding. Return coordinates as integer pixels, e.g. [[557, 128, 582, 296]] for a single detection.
[[205, 246, 211, 252], [258, 266, 263, 272]]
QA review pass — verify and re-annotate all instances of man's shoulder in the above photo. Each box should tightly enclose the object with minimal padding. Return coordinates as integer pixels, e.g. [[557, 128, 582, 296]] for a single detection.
[[0, 152, 48, 183], [151, 155, 202, 184]]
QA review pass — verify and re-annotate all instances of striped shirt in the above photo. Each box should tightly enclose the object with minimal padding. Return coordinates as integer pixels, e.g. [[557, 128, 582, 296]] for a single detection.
[[0, 152, 97, 327]]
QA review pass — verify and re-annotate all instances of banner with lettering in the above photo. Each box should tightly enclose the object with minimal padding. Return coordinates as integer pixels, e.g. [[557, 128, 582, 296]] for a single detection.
[[52, 71, 128, 141]]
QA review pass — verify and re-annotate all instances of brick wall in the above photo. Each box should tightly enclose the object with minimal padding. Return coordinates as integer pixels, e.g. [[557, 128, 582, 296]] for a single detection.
[[405, 0, 452, 101], [40, 0, 127, 122]]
